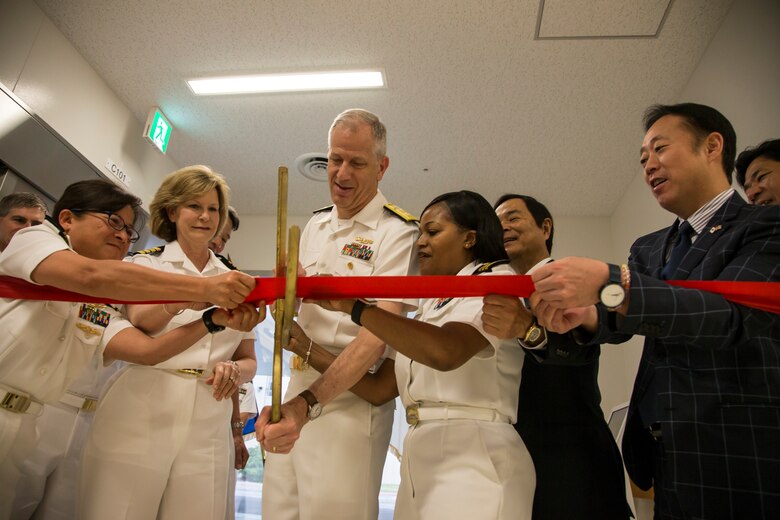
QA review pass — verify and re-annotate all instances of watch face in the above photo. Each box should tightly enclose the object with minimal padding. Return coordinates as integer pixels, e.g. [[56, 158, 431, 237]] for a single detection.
[[600, 283, 625, 308], [309, 403, 323, 420], [526, 326, 541, 343]]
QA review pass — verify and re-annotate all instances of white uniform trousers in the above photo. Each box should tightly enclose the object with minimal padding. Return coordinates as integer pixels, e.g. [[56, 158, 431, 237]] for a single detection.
[[394, 420, 536, 520], [11, 403, 93, 520], [262, 367, 394, 520], [0, 408, 39, 520], [78, 366, 233, 520]]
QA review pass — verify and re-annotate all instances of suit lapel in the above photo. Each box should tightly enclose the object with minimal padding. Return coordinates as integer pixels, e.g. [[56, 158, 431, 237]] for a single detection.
[[674, 194, 744, 280], [649, 226, 673, 277]]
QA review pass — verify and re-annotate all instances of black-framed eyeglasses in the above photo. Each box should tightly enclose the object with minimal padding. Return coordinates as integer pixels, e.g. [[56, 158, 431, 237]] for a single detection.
[[70, 209, 140, 243]]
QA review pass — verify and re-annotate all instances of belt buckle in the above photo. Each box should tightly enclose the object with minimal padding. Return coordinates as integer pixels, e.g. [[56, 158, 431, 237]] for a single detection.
[[1, 391, 31, 413], [177, 368, 204, 377], [405, 404, 419, 426]]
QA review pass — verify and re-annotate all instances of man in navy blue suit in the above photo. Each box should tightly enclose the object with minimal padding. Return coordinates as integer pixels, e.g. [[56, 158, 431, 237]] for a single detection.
[[529, 103, 780, 519]]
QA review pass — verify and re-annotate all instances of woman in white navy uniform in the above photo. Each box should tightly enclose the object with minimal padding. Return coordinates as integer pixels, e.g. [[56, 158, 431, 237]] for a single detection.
[[80, 165, 259, 520], [300, 191, 535, 520], [0, 179, 256, 520]]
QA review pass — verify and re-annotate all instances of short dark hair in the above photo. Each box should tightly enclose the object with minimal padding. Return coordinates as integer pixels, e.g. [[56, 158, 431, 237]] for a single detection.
[[53, 179, 144, 229], [422, 190, 508, 264], [493, 194, 554, 253], [735, 139, 780, 187], [227, 206, 240, 231], [643, 103, 736, 182], [0, 192, 47, 217]]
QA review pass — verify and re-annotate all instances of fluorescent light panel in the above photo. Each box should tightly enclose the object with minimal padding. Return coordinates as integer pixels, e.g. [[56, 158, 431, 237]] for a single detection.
[[187, 70, 385, 95]]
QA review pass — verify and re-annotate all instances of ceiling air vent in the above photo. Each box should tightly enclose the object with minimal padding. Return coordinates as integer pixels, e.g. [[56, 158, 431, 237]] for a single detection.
[[295, 153, 328, 182]]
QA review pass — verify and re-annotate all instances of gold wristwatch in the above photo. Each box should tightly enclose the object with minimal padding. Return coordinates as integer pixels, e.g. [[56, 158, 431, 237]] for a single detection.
[[517, 320, 547, 349]]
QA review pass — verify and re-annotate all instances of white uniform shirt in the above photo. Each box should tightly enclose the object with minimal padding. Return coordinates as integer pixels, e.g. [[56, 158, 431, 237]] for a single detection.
[[297, 191, 419, 355], [0, 220, 119, 402], [104, 240, 254, 369], [238, 381, 258, 417], [395, 261, 525, 423]]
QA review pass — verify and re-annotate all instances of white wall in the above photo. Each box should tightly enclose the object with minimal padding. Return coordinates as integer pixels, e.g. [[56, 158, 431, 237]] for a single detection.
[[0, 0, 178, 207], [677, 0, 780, 153], [224, 213, 313, 272]]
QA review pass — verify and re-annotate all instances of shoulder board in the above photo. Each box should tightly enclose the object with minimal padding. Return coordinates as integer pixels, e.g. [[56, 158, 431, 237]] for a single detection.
[[216, 253, 238, 271], [313, 205, 334, 214], [471, 259, 510, 275], [384, 203, 418, 223], [129, 246, 164, 257]]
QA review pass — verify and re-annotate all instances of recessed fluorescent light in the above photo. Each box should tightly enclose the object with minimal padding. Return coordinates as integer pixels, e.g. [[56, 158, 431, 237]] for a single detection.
[[187, 70, 385, 95]]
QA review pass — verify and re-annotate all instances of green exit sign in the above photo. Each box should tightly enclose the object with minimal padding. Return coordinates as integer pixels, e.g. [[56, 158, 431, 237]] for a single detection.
[[143, 107, 172, 154]]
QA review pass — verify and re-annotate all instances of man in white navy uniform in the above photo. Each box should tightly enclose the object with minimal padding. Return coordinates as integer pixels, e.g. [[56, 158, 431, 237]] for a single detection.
[[0, 192, 46, 252], [258, 109, 419, 520]]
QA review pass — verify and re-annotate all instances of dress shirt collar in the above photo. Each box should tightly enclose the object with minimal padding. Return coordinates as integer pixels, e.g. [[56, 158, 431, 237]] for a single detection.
[[323, 190, 387, 231], [676, 188, 734, 239], [524, 257, 553, 275], [159, 240, 224, 274]]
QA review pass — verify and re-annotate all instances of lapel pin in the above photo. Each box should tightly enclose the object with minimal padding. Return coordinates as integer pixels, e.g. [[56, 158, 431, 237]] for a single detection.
[[709, 225, 722, 234]]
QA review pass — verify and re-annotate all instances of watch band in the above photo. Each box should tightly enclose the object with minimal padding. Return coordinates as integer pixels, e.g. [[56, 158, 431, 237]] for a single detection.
[[298, 389, 322, 420], [202, 307, 226, 334], [299, 389, 318, 408], [599, 264, 626, 311], [350, 299, 373, 326], [517, 320, 547, 349], [231, 420, 245, 431]]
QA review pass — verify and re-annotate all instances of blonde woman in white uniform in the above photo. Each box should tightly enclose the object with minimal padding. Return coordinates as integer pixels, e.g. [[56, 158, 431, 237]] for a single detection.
[[0, 179, 256, 520], [79, 166, 259, 520], [285, 191, 535, 520]]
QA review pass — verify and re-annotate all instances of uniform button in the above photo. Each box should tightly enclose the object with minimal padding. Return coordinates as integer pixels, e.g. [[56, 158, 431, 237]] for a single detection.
[[39, 368, 48, 375], [347, 262, 354, 270], [59, 336, 66, 341]]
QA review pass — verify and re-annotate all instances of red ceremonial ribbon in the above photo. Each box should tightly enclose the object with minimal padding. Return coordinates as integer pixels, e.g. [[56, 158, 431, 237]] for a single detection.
[[0, 275, 536, 305], [0, 275, 777, 313], [666, 280, 780, 314]]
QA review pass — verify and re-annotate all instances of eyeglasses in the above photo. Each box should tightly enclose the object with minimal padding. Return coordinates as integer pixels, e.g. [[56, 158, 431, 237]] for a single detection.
[[70, 209, 140, 243]]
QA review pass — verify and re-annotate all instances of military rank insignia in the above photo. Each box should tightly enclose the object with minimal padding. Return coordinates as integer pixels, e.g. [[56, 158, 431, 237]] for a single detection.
[[341, 240, 375, 261], [78, 304, 112, 328]]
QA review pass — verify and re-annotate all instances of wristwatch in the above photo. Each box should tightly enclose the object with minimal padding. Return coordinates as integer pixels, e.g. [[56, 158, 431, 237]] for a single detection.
[[231, 420, 245, 431], [599, 264, 626, 311], [517, 320, 547, 349], [350, 299, 375, 326], [202, 307, 226, 334], [298, 389, 322, 420]]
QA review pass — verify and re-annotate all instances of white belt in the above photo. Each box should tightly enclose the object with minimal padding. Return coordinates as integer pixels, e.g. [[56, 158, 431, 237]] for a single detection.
[[0, 384, 43, 416], [59, 391, 99, 412], [145, 367, 207, 378], [405, 404, 511, 426]]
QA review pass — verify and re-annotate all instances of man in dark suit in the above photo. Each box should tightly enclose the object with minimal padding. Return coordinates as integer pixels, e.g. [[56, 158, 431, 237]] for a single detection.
[[735, 138, 780, 206], [529, 103, 780, 519], [482, 194, 631, 519]]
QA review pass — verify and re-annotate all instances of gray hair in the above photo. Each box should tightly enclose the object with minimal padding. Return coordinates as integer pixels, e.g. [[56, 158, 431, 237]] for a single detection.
[[0, 192, 48, 217], [328, 108, 387, 160]]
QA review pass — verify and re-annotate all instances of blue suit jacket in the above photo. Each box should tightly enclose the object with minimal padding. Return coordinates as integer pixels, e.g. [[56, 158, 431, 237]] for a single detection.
[[593, 194, 780, 519]]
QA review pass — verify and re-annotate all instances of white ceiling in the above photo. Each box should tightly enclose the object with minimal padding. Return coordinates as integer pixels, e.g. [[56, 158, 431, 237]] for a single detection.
[[33, 0, 733, 218]]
